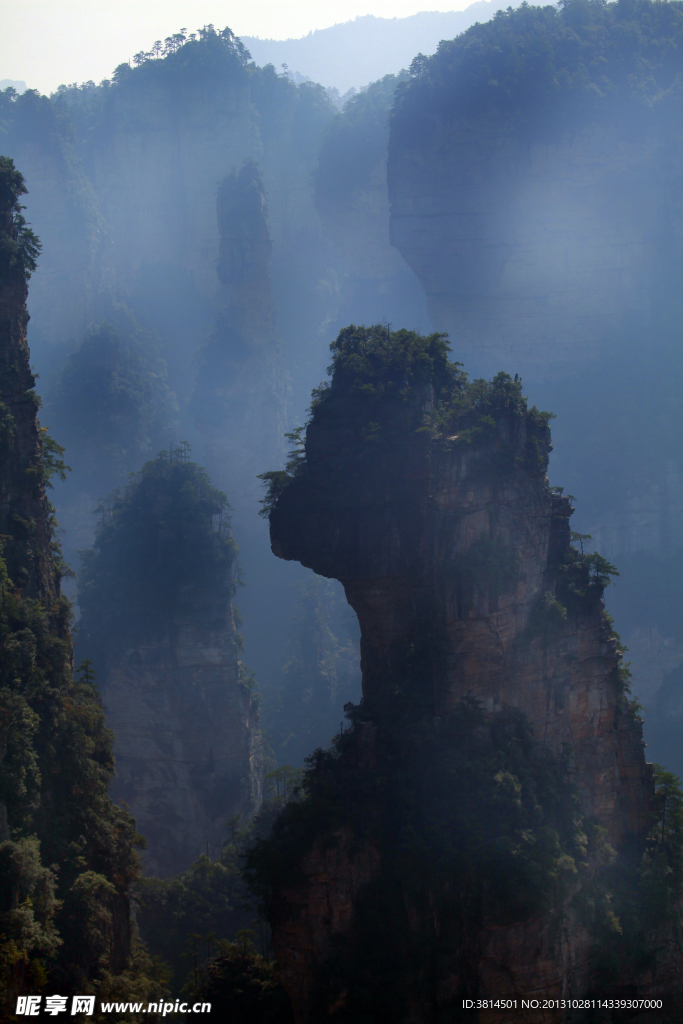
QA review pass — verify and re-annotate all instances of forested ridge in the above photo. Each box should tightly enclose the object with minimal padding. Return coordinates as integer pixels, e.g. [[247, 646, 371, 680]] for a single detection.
[[393, 0, 683, 137]]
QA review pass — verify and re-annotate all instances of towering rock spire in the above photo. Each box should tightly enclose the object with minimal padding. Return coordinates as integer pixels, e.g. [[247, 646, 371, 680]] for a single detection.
[[193, 160, 286, 513], [253, 325, 680, 1019]]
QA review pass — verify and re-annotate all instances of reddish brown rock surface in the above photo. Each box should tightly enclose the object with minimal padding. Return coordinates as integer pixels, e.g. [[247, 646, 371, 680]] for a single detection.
[[265, 394, 675, 1020]]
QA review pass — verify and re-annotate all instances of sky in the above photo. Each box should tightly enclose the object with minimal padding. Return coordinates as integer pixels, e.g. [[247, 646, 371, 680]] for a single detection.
[[0, 0, 470, 95]]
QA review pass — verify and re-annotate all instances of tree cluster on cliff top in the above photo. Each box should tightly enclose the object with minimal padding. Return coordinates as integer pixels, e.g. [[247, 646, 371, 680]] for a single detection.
[[0, 154, 41, 279], [78, 449, 239, 655], [392, 0, 683, 138], [259, 324, 553, 515], [50, 24, 334, 154]]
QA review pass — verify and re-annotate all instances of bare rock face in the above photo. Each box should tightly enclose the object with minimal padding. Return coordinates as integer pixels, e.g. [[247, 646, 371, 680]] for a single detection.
[[104, 610, 262, 877], [260, 335, 676, 1019], [272, 415, 653, 848], [388, 124, 669, 377]]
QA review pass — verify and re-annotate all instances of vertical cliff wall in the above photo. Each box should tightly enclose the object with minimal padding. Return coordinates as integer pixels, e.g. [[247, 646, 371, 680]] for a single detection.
[[313, 74, 433, 336], [0, 160, 54, 599], [0, 157, 149, 1006], [77, 451, 264, 877], [104, 603, 262, 877], [192, 161, 286, 514], [0, 87, 106, 355], [251, 326, 678, 1022], [386, 1, 683, 712]]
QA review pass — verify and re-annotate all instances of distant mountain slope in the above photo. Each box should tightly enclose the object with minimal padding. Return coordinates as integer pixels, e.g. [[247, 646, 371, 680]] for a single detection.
[[242, 1, 519, 92]]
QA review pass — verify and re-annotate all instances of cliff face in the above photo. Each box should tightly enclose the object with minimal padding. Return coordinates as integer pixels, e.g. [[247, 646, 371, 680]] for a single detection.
[[0, 88, 107, 350], [105, 608, 262, 877], [0, 166, 53, 599], [388, 116, 683, 712], [258, 327, 676, 1021], [88, 74, 257, 306], [389, 125, 668, 374], [0, 158, 144, 1005], [275, 443, 651, 845], [193, 161, 286, 513], [77, 451, 264, 878], [313, 74, 433, 335], [385, 2, 683, 721]]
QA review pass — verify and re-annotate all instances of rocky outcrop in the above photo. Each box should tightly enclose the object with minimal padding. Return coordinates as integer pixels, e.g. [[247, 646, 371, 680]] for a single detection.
[[105, 610, 262, 877], [193, 161, 286, 512], [260, 328, 676, 1020], [271, 406, 654, 846], [76, 448, 265, 878], [385, 3, 683, 717]]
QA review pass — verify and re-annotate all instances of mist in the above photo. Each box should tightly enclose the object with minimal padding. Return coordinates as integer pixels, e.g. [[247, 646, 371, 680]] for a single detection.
[[1, 0, 682, 1016]]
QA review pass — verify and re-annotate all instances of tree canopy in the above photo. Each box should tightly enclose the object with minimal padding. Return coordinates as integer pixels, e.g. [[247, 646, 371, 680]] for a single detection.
[[0, 156, 41, 279], [78, 450, 238, 653], [392, 0, 683, 140]]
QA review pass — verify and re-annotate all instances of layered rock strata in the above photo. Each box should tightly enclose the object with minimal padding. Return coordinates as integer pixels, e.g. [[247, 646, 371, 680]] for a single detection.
[[265, 364, 671, 1019]]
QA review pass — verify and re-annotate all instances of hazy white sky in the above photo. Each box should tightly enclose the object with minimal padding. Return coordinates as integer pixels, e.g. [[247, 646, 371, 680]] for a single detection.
[[0, 0, 469, 95]]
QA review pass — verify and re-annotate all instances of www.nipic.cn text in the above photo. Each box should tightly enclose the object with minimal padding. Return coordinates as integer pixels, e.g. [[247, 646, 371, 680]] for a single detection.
[[16, 996, 212, 1016]]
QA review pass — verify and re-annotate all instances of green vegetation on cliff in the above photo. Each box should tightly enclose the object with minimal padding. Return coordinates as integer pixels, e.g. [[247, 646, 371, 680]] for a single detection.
[[393, 0, 683, 140], [78, 448, 239, 655], [260, 324, 553, 516], [247, 698, 587, 1018], [136, 793, 295, 1006], [0, 156, 40, 279], [0, 158, 164, 1015], [250, 322, 683, 1015]]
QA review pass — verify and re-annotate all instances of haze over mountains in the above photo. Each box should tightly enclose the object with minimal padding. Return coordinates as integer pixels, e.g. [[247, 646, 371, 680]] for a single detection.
[[2, 0, 683, 1012], [243, 0, 519, 91]]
